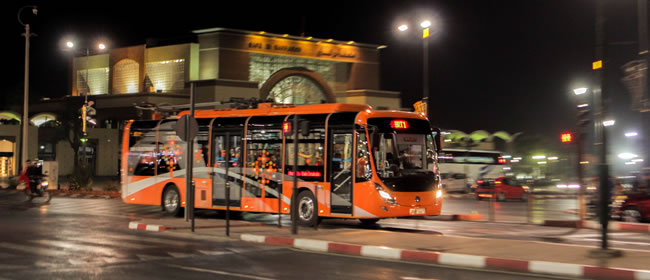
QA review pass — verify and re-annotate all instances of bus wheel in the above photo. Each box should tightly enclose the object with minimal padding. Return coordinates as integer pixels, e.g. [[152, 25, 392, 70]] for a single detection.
[[296, 190, 318, 227], [359, 218, 380, 226], [163, 185, 182, 217]]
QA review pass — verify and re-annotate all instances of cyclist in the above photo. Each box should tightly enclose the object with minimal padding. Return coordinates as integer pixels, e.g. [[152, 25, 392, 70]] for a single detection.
[[26, 160, 41, 195]]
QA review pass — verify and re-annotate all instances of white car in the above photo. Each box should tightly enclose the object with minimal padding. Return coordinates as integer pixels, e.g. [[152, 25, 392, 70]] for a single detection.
[[441, 173, 468, 193]]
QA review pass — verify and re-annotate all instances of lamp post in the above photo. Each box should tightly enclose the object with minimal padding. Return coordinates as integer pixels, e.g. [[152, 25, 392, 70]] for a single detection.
[[18, 5, 38, 170], [64, 40, 106, 167], [398, 20, 434, 119]]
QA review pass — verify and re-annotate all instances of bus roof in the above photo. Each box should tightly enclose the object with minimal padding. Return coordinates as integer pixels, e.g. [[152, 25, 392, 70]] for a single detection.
[[174, 103, 429, 122]]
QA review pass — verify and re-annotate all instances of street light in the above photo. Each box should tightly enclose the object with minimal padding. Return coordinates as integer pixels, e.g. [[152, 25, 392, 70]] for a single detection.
[[573, 87, 588, 95], [64, 39, 107, 167], [398, 19, 435, 119], [625, 131, 638, 137], [18, 5, 37, 171], [603, 119, 615, 127]]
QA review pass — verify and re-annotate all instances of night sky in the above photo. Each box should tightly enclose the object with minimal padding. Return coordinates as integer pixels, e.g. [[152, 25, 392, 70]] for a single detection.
[[2, 1, 645, 141]]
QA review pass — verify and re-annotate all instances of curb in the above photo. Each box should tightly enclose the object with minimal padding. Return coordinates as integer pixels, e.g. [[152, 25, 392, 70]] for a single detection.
[[240, 233, 650, 280], [129, 222, 169, 232], [543, 220, 650, 233], [127, 221, 268, 232]]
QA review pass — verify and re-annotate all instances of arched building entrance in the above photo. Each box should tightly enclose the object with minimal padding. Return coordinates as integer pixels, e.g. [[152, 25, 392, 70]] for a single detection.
[[259, 67, 336, 104]]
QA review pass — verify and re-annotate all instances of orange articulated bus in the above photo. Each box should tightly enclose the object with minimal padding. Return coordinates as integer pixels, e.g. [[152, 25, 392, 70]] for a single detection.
[[121, 102, 443, 225]]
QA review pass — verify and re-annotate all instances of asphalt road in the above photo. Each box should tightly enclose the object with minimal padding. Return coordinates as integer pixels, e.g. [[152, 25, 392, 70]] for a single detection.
[[0, 190, 568, 280]]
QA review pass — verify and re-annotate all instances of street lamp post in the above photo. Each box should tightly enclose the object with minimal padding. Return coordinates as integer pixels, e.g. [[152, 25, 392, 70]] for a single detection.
[[398, 20, 433, 119], [18, 5, 38, 170], [65, 40, 106, 167]]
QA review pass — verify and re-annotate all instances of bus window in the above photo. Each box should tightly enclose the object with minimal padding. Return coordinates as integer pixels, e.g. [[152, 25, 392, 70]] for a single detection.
[[157, 121, 186, 175], [285, 118, 326, 182], [355, 128, 371, 182], [128, 130, 157, 176], [368, 118, 437, 192], [246, 116, 285, 198]]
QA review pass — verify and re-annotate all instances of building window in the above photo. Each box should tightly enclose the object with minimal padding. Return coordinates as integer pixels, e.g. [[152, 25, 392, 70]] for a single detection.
[[268, 76, 325, 104], [77, 67, 109, 95], [249, 53, 344, 89], [145, 59, 185, 93], [113, 59, 140, 94]]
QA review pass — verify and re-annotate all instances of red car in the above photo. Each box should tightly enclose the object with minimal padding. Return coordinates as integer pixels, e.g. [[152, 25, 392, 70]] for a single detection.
[[475, 177, 529, 201], [618, 192, 650, 223]]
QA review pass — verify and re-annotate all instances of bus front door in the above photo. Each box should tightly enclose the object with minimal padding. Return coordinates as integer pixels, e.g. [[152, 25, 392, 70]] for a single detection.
[[212, 132, 242, 207], [330, 131, 353, 215]]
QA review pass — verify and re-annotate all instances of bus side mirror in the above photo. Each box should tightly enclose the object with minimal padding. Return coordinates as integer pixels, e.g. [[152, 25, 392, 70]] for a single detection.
[[433, 128, 442, 153]]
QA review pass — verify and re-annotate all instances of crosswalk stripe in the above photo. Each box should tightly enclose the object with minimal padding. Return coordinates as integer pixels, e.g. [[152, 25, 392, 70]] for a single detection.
[[167, 252, 196, 258], [198, 250, 233, 256], [0, 242, 66, 257], [64, 236, 155, 250], [137, 254, 171, 261], [98, 232, 196, 247], [30, 240, 120, 256]]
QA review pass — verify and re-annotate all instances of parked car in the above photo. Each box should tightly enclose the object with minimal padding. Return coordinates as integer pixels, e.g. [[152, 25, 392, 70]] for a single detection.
[[440, 173, 468, 193], [615, 192, 650, 223], [475, 176, 528, 201]]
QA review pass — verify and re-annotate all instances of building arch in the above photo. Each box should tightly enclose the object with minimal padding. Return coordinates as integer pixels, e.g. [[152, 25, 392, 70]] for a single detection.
[[30, 113, 58, 127], [113, 59, 140, 94], [0, 111, 22, 124], [259, 67, 336, 104]]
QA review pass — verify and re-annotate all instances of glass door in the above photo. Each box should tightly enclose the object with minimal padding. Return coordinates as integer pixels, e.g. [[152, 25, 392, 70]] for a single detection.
[[212, 131, 243, 207], [329, 130, 353, 214]]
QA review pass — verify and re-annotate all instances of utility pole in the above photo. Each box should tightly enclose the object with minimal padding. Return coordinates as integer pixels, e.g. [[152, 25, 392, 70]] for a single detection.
[[588, 0, 621, 259], [638, 0, 650, 187]]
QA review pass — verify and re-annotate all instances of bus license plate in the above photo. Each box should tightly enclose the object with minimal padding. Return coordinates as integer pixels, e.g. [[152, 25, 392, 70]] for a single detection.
[[409, 208, 425, 215]]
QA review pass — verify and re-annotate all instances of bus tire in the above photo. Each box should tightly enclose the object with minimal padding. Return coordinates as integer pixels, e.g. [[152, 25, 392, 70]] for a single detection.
[[296, 190, 319, 227], [162, 185, 183, 217]]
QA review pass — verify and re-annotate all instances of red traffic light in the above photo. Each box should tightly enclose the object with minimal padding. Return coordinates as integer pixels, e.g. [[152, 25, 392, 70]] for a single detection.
[[561, 132, 573, 143]]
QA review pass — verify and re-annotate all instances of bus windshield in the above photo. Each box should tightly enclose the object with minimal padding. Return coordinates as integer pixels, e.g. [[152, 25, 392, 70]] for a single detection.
[[368, 118, 437, 192]]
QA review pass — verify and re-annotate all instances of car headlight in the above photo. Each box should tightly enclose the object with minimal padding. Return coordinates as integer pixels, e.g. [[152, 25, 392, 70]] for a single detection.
[[41, 181, 49, 187]]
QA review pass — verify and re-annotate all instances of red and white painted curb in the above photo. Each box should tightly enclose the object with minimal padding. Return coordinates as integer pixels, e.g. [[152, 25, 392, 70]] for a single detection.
[[240, 233, 650, 280], [582, 220, 650, 233], [128, 222, 168, 232]]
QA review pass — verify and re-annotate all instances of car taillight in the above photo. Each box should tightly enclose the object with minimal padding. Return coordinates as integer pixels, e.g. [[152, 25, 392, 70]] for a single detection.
[[477, 180, 484, 184], [495, 180, 502, 185]]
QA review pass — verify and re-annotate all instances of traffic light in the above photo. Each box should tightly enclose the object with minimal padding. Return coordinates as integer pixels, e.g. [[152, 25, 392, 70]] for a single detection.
[[577, 109, 590, 128], [561, 132, 573, 143]]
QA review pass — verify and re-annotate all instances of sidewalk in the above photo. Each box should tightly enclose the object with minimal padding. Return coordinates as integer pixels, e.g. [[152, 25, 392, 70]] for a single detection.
[[129, 217, 650, 280]]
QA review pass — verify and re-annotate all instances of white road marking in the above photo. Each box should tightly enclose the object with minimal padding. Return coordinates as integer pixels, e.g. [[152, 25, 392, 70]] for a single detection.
[[0, 242, 66, 257], [137, 254, 171, 261], [65, 236, 155, 249], [165, 264, 276, 280], [30, 240, 118, 256]]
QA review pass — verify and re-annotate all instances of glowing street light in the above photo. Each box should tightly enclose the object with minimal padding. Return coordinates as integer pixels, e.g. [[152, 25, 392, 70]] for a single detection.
[[532, 155, 546, 160], [618, 153, 638, 160], [398, 24, 408, 31], [625, 132, 638, 137], [420, 20, 432, 28], [603, 120, 615, 127], [573, 87, 588, 95]]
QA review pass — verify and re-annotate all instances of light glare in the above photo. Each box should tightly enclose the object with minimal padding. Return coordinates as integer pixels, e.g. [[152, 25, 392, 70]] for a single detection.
[[603, 120, 615, 127], [573, 88, 588, 95], [398, 24, 408, 31], [420, 20, 432, 28], [625, 132, 638, 137], [66, 41, 74, 48]]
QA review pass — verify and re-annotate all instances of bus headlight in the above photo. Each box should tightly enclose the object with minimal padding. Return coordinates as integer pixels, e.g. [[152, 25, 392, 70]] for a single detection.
[[375, 183, 397, 205], [436, 189, 443, 199]]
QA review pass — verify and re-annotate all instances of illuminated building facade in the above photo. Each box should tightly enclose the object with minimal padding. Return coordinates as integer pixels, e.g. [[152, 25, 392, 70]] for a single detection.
[[0, 28, 400, 179]]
